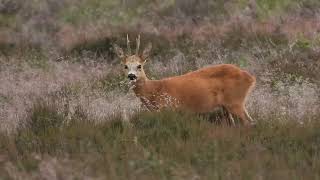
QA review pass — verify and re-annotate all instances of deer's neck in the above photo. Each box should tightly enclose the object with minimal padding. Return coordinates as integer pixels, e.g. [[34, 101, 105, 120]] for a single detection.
[[132, 78, 149, 97], [132, 69, 148, 95], [132, 78, 163, 98]]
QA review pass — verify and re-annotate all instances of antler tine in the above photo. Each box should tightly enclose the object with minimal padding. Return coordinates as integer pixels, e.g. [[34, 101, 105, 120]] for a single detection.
[[136, 34, 140, 55], [126, 34, 132, 55]]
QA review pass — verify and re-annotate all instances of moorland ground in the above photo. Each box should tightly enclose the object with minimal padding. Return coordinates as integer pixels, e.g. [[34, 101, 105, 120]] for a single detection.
[[0, 0, 320, 179]]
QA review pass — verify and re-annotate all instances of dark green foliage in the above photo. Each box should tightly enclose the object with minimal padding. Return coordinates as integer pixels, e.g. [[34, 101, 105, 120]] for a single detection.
[[221, 25, 289, 51], [161, 0, 228, 22], [0, 41, 15, 57], [69, 37, 116, 59], [132, 110, 208, 146], [93, 72, 129, 93], [24, 102, 64, 136]]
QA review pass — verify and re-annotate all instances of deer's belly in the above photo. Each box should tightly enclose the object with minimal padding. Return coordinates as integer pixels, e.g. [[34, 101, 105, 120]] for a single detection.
[[141, 81, 222, 112], [180, 94, 220, 113], [158, 90, 220, 113]]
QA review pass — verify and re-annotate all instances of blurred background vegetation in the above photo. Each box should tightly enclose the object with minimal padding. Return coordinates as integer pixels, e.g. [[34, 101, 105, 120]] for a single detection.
[[0, 0, 320, 179]]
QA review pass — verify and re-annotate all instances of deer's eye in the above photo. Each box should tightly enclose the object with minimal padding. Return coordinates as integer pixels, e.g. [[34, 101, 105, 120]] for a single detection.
[[137, 65, 142, 69], [124, 65, 128, 69]]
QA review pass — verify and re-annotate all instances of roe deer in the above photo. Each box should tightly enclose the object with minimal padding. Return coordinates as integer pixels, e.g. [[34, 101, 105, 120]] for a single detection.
[[114, 35, 256, 126]]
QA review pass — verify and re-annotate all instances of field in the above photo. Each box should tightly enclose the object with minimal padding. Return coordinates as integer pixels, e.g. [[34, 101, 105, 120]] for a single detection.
[[0, 0, 320, 179]]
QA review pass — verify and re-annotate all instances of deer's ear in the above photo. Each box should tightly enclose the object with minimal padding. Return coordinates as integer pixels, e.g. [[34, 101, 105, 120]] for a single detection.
[[141, 43, 152, 62], [113, 44, 125, 60]]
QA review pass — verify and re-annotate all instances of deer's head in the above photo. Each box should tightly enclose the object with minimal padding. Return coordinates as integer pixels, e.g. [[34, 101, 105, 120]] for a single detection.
[[114, 35, 152, 82]]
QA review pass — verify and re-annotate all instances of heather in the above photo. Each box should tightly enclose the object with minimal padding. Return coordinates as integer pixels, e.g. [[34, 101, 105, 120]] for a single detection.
[[0, 0, 319, 179]]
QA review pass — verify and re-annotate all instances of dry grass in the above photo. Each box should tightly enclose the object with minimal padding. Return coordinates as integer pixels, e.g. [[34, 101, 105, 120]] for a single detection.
[[0, 61, 110, 131], [0, 107, 320, 179], [0, 0, 320, 179], [0, 0, 319, 136]]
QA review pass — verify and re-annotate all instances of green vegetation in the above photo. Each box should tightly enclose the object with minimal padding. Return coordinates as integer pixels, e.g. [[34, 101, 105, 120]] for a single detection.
[[0, 103, 319, 179], [255, 0, 296, 18], [94, 73, 129, 93], [1, 0, 320, 179], [59, 0, 163, 26]]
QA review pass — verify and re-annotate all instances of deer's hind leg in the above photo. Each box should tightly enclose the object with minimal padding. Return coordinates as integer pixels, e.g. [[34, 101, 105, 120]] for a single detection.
[[244, 108, 255, 125], [225, 104, 251, 126], [221, 106, 235, 126]]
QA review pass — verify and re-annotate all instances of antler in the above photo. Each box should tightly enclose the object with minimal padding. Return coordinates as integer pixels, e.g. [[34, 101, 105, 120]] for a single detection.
[[126, 34, 132, 55], [136, 34, 140, 55]]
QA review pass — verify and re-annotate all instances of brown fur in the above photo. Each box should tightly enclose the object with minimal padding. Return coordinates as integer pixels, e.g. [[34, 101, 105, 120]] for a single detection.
[[114, 36, 256, 126], [132, 64, 256, 125]]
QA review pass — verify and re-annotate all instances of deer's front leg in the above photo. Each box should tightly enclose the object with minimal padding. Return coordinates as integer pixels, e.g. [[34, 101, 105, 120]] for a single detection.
[[140, 97, 159, 111]]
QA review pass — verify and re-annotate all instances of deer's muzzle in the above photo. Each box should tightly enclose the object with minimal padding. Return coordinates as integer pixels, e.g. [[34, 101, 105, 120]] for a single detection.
[[128, 74, 137, 80]]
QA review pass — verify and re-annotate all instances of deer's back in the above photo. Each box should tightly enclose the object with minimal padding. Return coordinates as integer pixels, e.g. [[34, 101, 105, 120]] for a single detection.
[[165, 64, 255, 88]]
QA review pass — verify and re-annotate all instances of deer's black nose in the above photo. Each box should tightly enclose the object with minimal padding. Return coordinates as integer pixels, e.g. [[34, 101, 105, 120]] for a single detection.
[[128, 74, 137, 80]]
